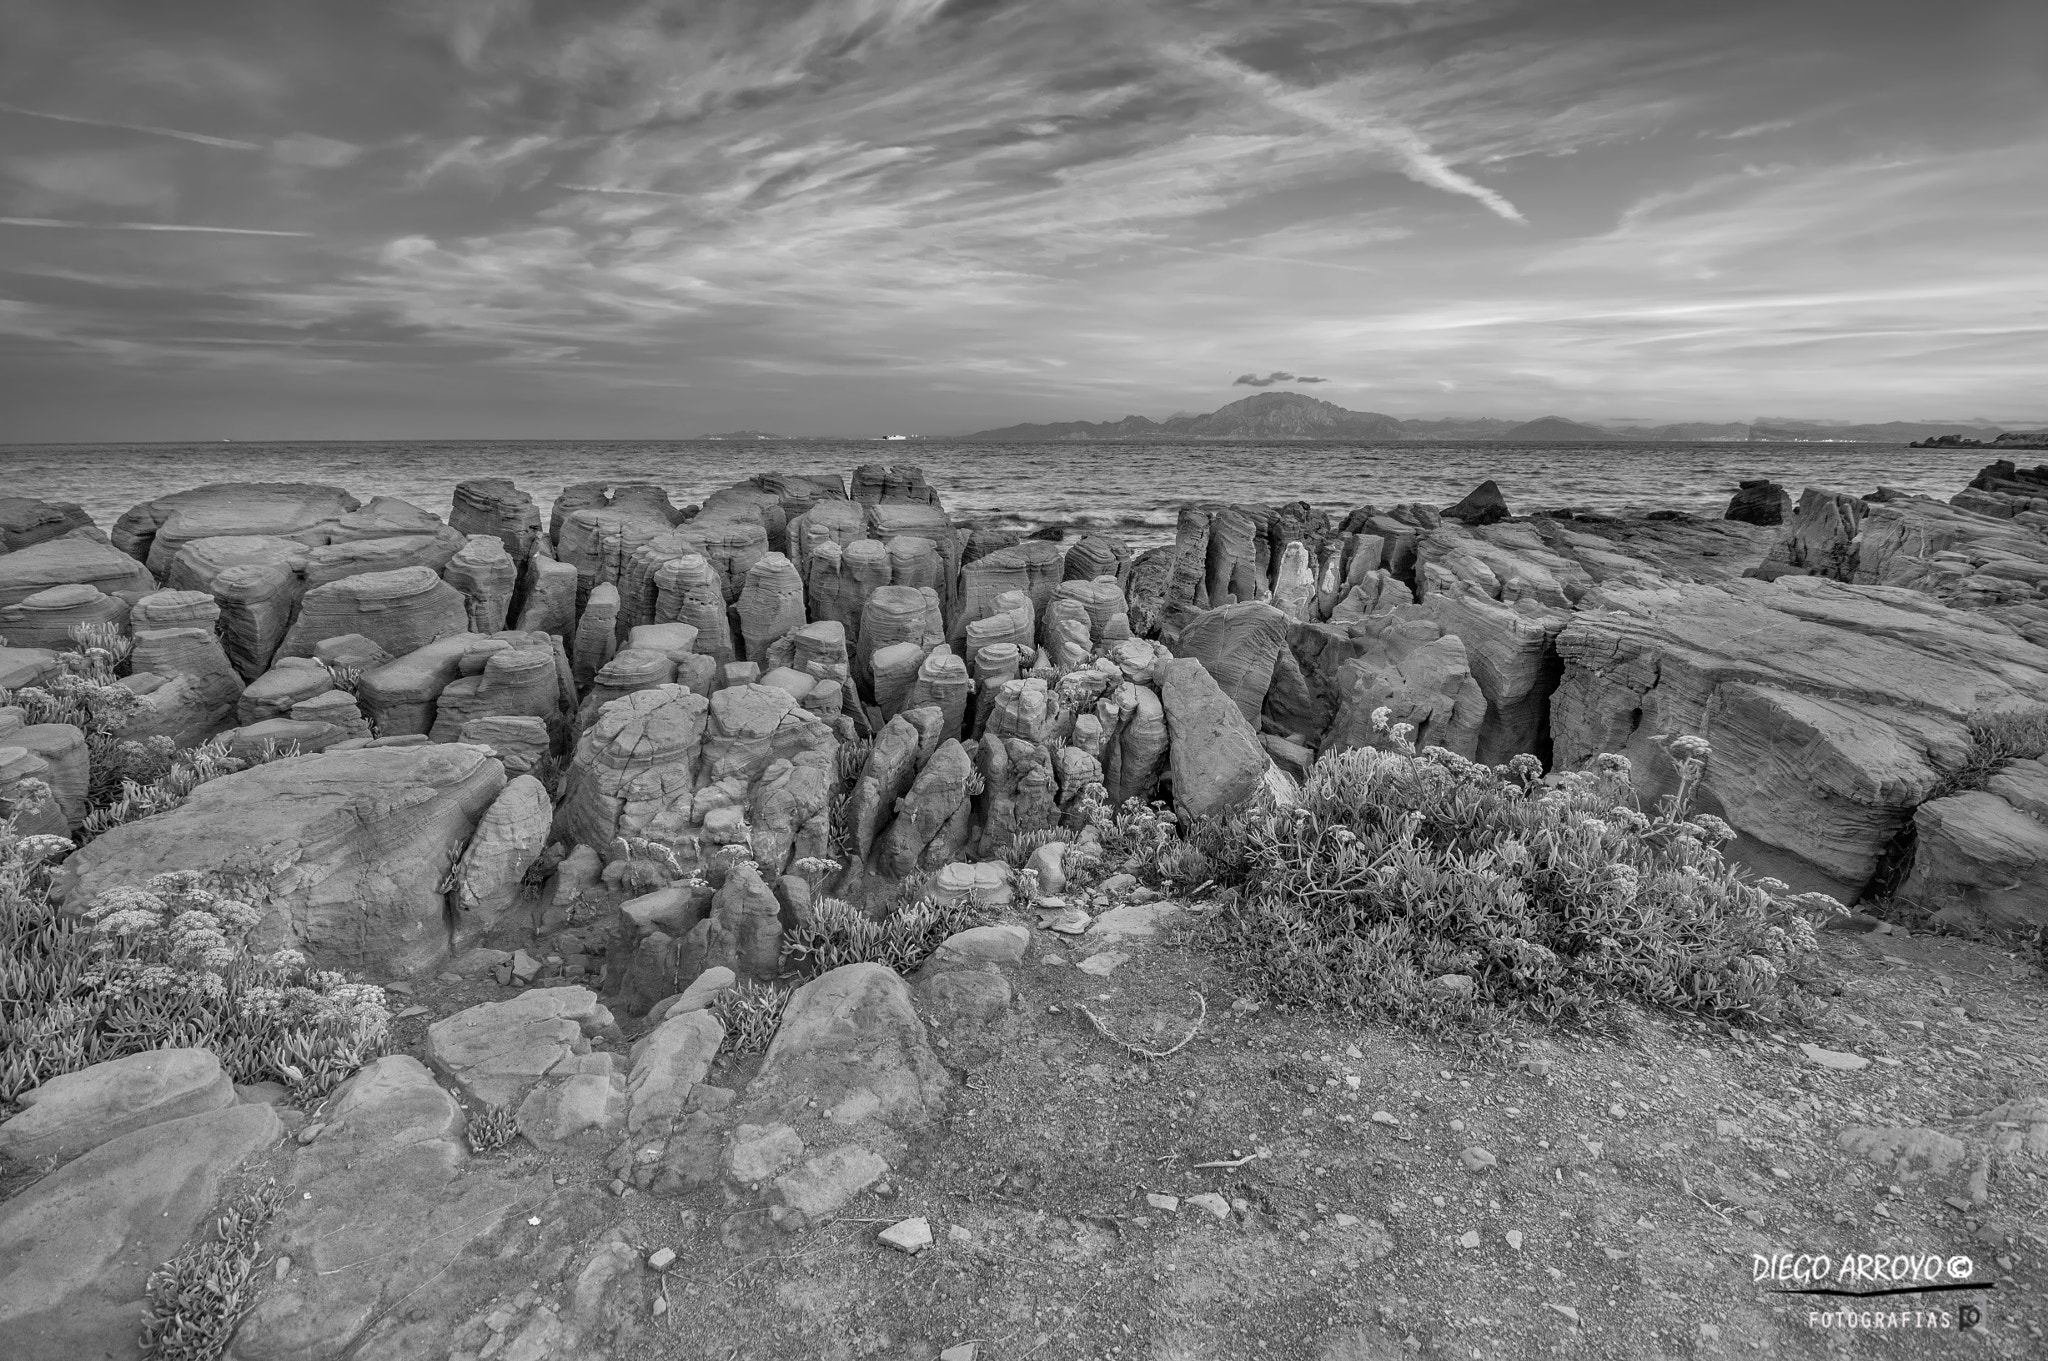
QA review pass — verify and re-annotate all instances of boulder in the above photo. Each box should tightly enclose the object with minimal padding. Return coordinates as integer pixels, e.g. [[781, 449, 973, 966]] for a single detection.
[[0, 497, 93, 551], [65, 744, 507, 974], [355, 632, 480, 737], [1553, 576, 2048, 896], [231, 1055, 525, 1361], [878, 739, 976, 875], [1442, 479, 1511, 527], [1159, 656, 1269, 820], [735, 552, 807, 662], [513, 554, 579, 637], [0, 536, 155, 609], [443, 535, 518, 633], [426, 987, 615, 1111], [1725, 479, 1793, 526], [451, 774, 552, 928], [703, 860, 783, 982], [0, 583, 128, 650], [112, 482, 358, 576], [278, 565, 469, 662], [0, 1047, 236, 1167], [1175, 601, 1290, 727], [572, 581, 621, 688], [449, 479, 542, 563], [0, 1103, 281, 1361], [557, 685, 709, 858], [1895, 780, 2048, 934], [166, 535, 310, 678]]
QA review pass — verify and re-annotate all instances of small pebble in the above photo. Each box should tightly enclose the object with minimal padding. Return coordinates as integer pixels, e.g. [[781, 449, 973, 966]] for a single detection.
[[879, 1217, 933, 1254], [1186, 1193, 1231, 1221], [1505, 1231, 1523, 1250], [1370, 1111, 1400, 1126], [1458, 1230, 1481, 1249], [1147, 1193, 1180, 1212], [647, 1247, 676, 1270]]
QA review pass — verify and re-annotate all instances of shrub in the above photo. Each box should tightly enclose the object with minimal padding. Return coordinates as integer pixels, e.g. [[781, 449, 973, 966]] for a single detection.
[[5, 638, 142, 809], [1204, 713, 1828, 1031], [78, 738, 299, 845], [711, 978, 793, 1054], [0, 809, 119, 1105], [780, 893, 992, 978], [1929, 706, 2048, 801], [79, 871, 392, 1101], [140, 1178, 284, 1361], [466, 1104, 519, 1154]]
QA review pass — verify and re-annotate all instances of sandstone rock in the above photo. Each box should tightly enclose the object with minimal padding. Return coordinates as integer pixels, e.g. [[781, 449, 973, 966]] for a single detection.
[[626, 1009, 725, 1138], [572, 581, 621, 688], [0, 497, 93, 551], [443, 534, 518, 633], [1726, 479, 1793, 526], [430, 637, 564, 744], [113, 482, 359, 576], [1553, 576, 2048, 896], [928, 862, 1015, 910], [1314, 610, 1484, 758], [1176, 601, 1290, 727], [165, 535, 310, 679], [857, 585, 938, 699], [736, 551, 807, 662], [1896, 785, 2048, 934], [67, 744, 507, 974], [960, 541, 1063, 642], [704, 861, 783, 982], [0, 745, 68, 836], [1160, 656, 1269, 820], [0, 1047, 236, 1166], [456, 715, 550, 773], [557, 685, 709, 858], [0, 535, 156, 609], [0, 1103, 281, 1361], [452, 774, 552, 927], [0, 583, 127, 650], [1443, 480, 1511, 527], [878, 739, 976, 876], [231, 1055, 523, 1361], [4, 723, 89, 827], [279, 565, 469, 662], [513, 554, 579, 637], [914, 970, 1014, 1067], [354, 632, 478, 736], [975, 736, 1058, 858], [923, 922, 1030, 972], [450, 478, 542, 563], [427, 987, 613, 1110], [738, 963, 950, 1207], [653, 554, 734, 665]]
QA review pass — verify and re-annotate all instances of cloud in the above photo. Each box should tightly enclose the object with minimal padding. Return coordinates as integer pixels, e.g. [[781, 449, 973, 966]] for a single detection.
[[0, 217, 308, 236], [1234, 371, 1326, 386], [8, 149, 179, 214], [269, 134, 363, 170], [1158, 42, 1527, 223], [0, 101, 262, 151]]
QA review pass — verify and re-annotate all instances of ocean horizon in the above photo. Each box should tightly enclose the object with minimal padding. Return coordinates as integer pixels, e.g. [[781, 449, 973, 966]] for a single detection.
[[0, 437, 1995, 550]]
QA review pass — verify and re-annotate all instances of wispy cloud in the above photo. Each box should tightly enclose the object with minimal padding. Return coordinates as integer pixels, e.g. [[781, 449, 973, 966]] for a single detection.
[[0, 217, 309, 236], [1235, 371, 1327, 386], [0, 100, 261, 151]]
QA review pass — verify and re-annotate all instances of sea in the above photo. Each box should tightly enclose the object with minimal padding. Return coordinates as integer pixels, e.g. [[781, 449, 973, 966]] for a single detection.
[[0, 439, 1998, 550]]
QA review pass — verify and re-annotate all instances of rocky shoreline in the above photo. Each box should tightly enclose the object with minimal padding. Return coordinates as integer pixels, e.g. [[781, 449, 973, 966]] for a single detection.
[[4, 457, 2048, 1358]]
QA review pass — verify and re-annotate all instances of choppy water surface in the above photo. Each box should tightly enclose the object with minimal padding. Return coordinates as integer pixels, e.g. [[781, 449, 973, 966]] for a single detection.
[[0, 439, 1992, 549]]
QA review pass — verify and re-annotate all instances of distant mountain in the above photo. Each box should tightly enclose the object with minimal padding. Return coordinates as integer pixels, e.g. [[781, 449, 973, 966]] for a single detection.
[[960, 394, 1980, 444], [1501, 416, 1626, 442], [1749, 420, 2003, 443], [1396, 417, 1522, 439], [966, 391, 1404, 441]]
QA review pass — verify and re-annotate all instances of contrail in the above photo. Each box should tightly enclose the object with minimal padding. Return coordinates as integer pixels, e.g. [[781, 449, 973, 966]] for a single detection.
[[1164, 45, 1526, 224], [0, 101, 264, 151], [0, 217, 308, 236]]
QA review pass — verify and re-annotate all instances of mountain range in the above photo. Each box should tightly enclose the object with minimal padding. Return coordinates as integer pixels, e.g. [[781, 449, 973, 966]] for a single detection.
[[957, 392, 2016, 444]]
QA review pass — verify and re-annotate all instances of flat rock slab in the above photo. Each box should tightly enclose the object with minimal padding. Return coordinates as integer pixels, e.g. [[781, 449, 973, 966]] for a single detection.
[[427, 986, 606, 1110], [1087, 901, 1181, 941], [0, 1103, 282, 1361], [232, 1057, 528, 1361], [0, 1047, 234, 1165], [1799, 1043, 1869, 1071]]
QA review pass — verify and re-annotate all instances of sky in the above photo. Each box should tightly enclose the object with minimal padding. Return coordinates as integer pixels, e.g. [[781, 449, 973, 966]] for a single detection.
[[0, 0, 2044, 441]]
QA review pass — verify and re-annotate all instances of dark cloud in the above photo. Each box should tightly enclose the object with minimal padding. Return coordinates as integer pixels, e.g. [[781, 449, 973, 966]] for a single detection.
[[1234, 371, 1326, 386]]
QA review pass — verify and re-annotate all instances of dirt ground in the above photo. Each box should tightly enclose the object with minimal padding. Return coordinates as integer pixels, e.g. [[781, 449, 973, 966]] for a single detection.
[[342, 900, 2048, 1361]]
